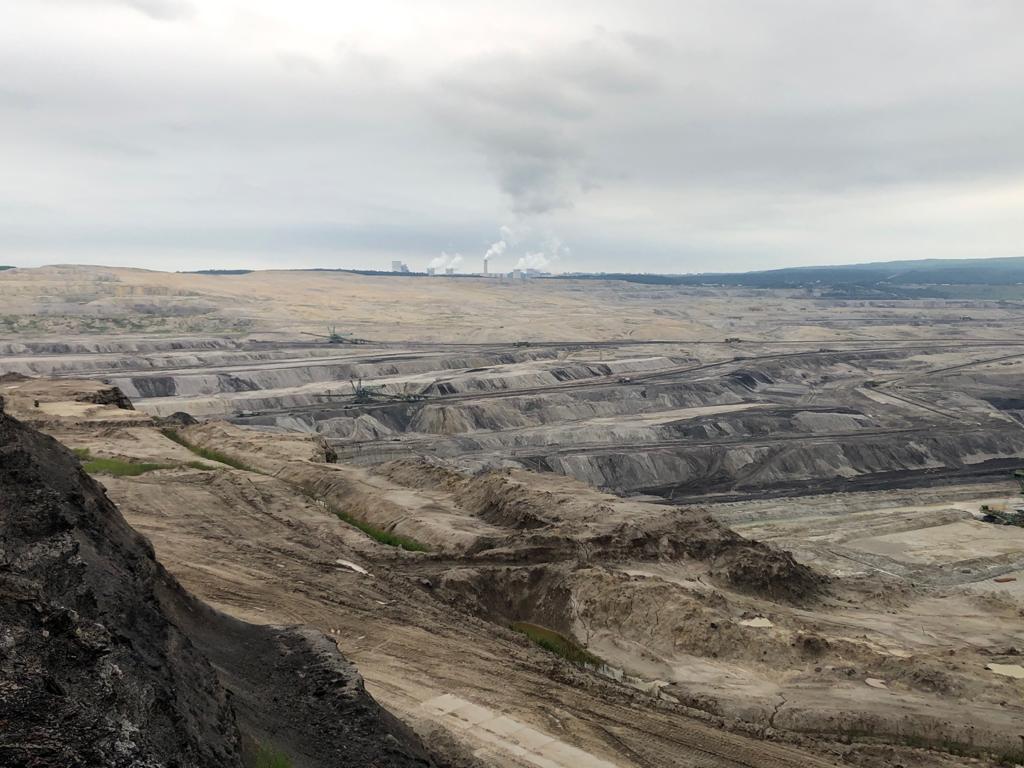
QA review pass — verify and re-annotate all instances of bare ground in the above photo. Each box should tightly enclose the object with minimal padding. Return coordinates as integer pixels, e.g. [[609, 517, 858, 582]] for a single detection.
[[3, 267, 1024, 767]]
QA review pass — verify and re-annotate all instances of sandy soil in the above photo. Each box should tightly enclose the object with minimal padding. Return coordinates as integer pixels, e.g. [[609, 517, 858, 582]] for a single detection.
[[849, 520, 1024, 563], [3, 264, 1023, 343]]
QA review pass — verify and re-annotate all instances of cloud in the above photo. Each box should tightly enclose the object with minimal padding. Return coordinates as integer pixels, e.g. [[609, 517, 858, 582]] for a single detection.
[[3, 1, 1024, 273], [514, 233, 568, 270], [516, 252, 550, 270], [123, 0, 193, 20], [432, 32, 662, 215], [428, 251, 463, 270], [276, 52, 324, 76], [0, 88, 36, 110], [78, 0, 194, 21]]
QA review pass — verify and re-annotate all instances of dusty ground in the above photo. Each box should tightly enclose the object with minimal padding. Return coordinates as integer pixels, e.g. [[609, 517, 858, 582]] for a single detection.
[[2, 263, 1024, 343], [2, 265, 1024, 767]]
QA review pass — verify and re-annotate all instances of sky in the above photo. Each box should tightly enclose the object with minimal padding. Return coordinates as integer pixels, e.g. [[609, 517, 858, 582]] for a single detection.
[[1, 0, 1023, 274]]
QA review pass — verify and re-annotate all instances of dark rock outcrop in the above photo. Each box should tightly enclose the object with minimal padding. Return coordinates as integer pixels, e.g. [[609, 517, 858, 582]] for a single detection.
[[75, 385, 135, 410], [0, 409, 437, 768], [155, 411, 199, 427]]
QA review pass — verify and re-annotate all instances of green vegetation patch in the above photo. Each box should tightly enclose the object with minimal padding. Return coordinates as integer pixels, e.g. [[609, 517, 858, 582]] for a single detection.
[[331, 506, 428, 552], [160, 428, 256, 472], [73, 448, 171, 477], [159, 431, 427, 551], [293, 484, 429, 552], [511, 622, 603, 667], [253, 743, 292, 768]]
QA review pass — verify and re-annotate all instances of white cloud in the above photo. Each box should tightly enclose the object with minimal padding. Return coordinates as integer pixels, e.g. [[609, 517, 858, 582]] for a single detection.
[[68, 0, 196, 21], [516, 252, 549, 270], [429, 251, 463, 270]]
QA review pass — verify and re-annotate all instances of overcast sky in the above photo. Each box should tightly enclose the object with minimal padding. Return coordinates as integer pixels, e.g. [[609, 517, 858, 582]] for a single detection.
[[2, 1, 1022, 273]]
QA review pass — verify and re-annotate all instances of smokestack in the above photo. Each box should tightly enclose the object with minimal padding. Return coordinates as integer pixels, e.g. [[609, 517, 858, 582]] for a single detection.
[[483, 258, 489, 275]]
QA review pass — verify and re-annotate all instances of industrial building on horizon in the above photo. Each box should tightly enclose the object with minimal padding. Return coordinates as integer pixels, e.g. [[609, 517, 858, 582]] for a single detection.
[[396, 257, 551, 280]]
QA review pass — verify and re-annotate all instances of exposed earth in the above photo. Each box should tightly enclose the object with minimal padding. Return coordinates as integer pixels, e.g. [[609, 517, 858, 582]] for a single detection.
[[2, 265, 1024, 767], [0, 399, 440, 768]]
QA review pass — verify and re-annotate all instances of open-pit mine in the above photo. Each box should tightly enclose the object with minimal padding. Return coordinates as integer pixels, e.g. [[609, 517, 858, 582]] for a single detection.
[[3, 265, 1024, 768]]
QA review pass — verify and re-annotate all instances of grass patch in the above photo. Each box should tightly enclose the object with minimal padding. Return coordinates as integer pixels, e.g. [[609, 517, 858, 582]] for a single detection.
[[160, 428, 256, 472], [73, 448, 171, 477], [295, 486, 429, 552], [159, 431, 427, 551], [253, 744, 292, 768], [332, 507, 429, 552], [511, 622, 603, 667], [83, 457, 170, 476]]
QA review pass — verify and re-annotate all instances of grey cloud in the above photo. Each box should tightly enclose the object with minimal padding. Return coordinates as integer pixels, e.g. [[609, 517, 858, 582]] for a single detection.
[[600, 88, 1024, 194], [276, 53, 324, 76], [1, 219, 491, 260], [561, 3, 1024, 199], [0, 89, 37, 110], [3, 1, 1024, 272], [432, 33, 664, 215]]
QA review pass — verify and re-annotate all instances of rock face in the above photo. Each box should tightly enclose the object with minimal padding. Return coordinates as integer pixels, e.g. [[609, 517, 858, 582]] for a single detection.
[[74, 385, 136, 410], [0, 403, 237, 767], [0, 406, 437, 768]]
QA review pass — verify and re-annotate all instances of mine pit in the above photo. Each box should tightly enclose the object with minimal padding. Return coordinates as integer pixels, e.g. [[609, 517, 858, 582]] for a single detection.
[[4, 267, 1024, 767]]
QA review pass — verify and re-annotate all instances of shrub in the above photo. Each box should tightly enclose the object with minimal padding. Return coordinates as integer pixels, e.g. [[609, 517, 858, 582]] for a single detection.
[[73, 448, 171, 476]]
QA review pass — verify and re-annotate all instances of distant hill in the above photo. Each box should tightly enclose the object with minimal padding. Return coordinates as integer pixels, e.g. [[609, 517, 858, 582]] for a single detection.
[[560, 256, 1024, 297], [0, 266, 14, 271], [183, 269, 253, 275], [698, 257, 1024, 287], [182, 268, 434, 277]]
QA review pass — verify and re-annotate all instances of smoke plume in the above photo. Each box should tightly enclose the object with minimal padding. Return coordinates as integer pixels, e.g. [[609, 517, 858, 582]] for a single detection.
[[484, 239, 506, 262], [429, 251, 463, 270], [515, 252, 550, 270]]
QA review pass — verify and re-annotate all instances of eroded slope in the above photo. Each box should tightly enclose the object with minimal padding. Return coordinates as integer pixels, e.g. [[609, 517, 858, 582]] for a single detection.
[[0, 401, 440, 768]]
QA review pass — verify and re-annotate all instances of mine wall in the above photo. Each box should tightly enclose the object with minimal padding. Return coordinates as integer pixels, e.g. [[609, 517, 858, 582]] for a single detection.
[[543, 428, 1024, 496]]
